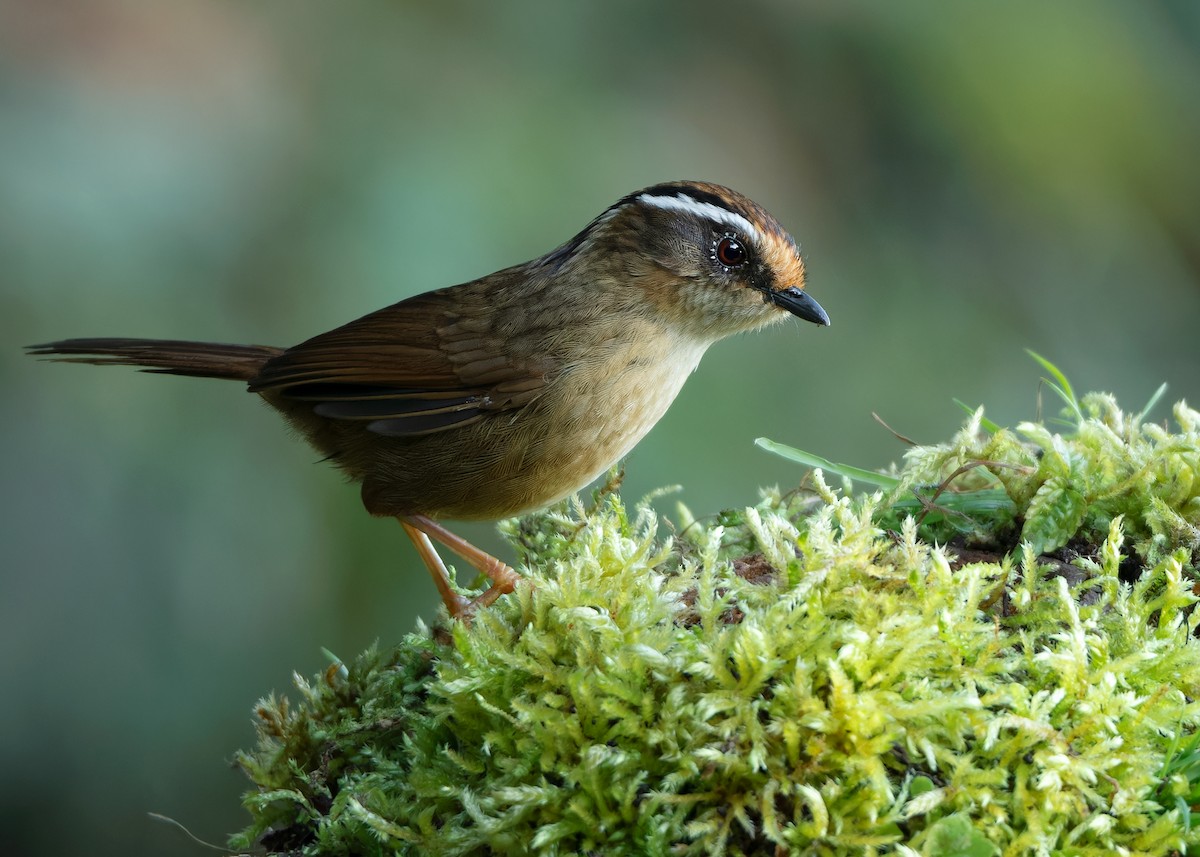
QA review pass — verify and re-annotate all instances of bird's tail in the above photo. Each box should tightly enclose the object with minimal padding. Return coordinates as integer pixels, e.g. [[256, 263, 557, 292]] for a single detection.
[[26, 338, 284, 382]]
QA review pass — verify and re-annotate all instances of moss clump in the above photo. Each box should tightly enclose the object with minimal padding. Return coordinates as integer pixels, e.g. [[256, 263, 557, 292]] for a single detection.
[[232, 393, 1200, 856]]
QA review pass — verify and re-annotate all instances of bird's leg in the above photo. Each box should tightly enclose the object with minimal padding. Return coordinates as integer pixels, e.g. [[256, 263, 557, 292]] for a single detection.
[[399, 514, 522, 618], [399, 521, 471, 616]]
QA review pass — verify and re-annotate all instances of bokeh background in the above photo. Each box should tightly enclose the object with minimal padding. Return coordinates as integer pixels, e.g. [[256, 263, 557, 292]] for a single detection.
[[3, 1, 1198, 854]]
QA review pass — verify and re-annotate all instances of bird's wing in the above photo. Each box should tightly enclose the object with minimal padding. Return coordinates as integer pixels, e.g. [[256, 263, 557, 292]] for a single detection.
[[249, 288, 548, 437]]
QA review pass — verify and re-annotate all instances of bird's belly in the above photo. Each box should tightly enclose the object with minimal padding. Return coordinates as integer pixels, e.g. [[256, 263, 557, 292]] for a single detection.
[[516, 353, 702, 510], [354, 339, 708, 520]]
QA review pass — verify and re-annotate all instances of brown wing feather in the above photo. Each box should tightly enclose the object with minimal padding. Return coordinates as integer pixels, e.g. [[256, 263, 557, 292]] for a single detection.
[[249, 287, 547, 437]]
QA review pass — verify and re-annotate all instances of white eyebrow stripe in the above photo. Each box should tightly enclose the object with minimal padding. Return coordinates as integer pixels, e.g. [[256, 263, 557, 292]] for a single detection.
[[637, 192, 761, 241]]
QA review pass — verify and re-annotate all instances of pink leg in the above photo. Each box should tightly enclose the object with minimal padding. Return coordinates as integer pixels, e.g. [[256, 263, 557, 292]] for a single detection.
[[399, 515, 522, 618]]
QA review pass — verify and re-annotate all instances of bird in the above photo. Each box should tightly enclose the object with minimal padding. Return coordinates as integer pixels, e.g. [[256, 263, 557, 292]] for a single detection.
[[28, 181, 829, 618]]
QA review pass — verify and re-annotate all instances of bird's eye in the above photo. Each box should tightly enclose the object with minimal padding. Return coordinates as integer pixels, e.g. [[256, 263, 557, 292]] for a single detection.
[[715, 235, 747, 268]]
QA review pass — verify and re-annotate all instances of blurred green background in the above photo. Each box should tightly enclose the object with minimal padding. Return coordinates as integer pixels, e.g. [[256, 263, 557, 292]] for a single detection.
[[3, 1, 1198, 854]]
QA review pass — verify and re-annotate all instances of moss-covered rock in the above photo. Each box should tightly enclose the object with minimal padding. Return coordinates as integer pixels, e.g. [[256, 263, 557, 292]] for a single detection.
[[232, 393, 1200, 856]]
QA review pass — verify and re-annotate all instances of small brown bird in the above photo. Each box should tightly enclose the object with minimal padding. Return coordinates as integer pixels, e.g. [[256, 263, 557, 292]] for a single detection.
[[29, 181, 828, 617]]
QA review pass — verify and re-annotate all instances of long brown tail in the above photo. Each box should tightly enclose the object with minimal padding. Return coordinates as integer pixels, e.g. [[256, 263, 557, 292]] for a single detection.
[[26, 338, 284, 382]]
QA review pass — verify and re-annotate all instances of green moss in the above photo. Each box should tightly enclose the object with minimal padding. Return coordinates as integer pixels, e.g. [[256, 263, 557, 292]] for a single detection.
[[232, 393, 1200, 856]]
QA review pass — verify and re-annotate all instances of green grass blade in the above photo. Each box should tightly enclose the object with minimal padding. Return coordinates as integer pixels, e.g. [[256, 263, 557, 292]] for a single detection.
[[1026, 350, 1076, 403], [953, 399, 1002, 433], [1026, 350, 1083, 421], [755, 437, 902, 489], [891, 488, 1015, 516], [1137, 382, 1168, 423]]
